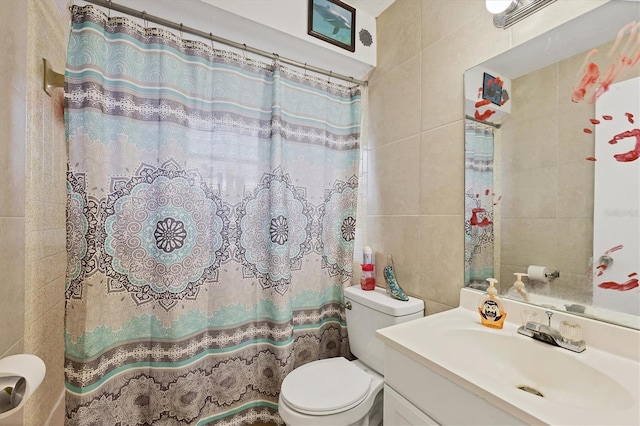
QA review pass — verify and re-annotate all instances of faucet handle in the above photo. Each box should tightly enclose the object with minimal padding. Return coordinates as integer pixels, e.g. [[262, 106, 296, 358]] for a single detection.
[[560, 320, 583, 343], [545, 310, 553, 326]]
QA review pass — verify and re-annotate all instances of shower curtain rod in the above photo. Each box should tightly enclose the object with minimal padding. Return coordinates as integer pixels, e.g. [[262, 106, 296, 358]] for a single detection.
[[80, 0, 368, 87], [465, 115, 501, 129]]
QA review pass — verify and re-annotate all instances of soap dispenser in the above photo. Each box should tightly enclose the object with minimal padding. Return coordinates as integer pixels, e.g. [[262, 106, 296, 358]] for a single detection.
[[507, 273, 530, 302], [478, 278, 507, 329]]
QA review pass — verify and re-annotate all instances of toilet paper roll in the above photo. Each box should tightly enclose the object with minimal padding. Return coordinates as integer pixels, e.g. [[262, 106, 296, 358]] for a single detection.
[[527, 265, 549, 283], [0, 354, 46, 419]]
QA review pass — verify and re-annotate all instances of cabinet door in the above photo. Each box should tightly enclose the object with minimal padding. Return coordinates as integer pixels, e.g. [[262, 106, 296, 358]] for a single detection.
[[384, 385, 440, 426]]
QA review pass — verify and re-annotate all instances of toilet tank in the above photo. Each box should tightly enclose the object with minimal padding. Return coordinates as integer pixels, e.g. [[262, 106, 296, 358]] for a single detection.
[[344, 286, 424, 374]]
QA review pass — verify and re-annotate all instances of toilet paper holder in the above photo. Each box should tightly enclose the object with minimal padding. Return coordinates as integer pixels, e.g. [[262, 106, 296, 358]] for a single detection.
[[545, 270, 560, 279], [0, 354, 46, 419], [527, 265, 560, 282], [0, 376, 26, 415]]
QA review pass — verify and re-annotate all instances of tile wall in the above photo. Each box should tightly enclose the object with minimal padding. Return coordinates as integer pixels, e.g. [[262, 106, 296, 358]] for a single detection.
[[500, 58, 593, 302], [0, 0, 68, 424], [0, 1, 28, 369], [24, 0, 68, 423]]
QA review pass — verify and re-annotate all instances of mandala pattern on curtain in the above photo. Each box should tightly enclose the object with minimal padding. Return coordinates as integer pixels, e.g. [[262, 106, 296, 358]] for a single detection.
[[64, 6, 361, 425], [464, 120, 495, 289]]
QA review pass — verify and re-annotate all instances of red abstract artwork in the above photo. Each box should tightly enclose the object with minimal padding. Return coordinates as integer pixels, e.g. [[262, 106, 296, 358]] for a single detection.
[[598, 278, 639, 291], [572, 61, 599, 103], [625, 112, 635, 124], [474, 109, 496, 121], [583, 113, 640, 163], [606, 245, 624, 255], [595, 246, 635, 284], [470, 207, 492, 227], [572, 22, 640, 105], [473, 74, 509, 123], [608, 128, 640, 162]]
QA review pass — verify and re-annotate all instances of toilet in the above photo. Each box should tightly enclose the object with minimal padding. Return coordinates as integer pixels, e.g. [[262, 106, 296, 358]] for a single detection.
[[278, 285, 424, 426]]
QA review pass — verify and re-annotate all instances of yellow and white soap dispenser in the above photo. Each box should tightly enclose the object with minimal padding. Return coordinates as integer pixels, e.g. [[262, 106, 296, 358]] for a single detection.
[[478, 278, 507, 329]]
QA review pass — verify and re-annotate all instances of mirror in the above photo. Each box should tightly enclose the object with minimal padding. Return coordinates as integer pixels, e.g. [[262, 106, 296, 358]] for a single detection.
[[464, 1, 640, 330]]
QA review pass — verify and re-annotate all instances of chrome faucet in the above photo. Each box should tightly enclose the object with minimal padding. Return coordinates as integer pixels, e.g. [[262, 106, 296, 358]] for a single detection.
[[517, 311, 586, 353]]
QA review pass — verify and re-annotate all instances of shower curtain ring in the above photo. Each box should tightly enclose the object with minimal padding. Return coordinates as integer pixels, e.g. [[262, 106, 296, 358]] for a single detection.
[[142, 11, 148, 28], [209, 32, 215, 51], [179, 23, 184, 38], [303, 63, 308, 78], [107, 0, 112, 18], [242, 43, 247, 59], [328, 70, 333, 84]]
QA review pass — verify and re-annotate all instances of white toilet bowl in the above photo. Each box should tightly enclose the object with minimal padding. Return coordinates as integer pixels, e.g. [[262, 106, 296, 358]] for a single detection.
[[278, 357, 383, 426], [278, 286, 424, 426]]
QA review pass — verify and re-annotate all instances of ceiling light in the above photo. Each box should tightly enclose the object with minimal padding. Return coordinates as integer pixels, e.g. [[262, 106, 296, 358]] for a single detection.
[[488, 0, 557, 29], [486, 0, 517, 14]]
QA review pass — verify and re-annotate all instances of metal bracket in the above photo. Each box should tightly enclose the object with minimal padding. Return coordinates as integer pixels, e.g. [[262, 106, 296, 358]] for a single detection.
[[43, 58, 64, 97]]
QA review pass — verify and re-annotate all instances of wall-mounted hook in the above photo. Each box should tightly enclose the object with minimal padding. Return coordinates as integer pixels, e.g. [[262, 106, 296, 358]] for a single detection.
[[43, 58, 64, 97]]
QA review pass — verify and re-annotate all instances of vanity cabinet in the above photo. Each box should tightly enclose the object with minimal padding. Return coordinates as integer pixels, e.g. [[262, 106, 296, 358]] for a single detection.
[[383, 346, 525, 426], [384, 385, 439, 425], [383, 385, 440, 426]]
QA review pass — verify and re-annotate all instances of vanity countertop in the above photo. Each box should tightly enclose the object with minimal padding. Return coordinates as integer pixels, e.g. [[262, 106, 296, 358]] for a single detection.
[[376, 288, 640, 426]]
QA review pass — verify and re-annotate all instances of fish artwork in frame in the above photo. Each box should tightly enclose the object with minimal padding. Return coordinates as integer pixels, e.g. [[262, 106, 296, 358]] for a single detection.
[[308, 0, 356, 52]]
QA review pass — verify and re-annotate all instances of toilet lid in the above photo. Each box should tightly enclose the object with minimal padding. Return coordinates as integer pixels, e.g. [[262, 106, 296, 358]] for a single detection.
[[280, 357, 372, 415]]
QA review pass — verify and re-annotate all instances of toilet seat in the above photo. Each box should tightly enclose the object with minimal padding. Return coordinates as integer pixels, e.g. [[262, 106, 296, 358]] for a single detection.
[[280, 357, 372, 415]]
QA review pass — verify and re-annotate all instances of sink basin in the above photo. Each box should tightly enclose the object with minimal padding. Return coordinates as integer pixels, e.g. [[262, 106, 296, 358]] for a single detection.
[[441, 329, 634, 411], [376, 289, 640, 425]]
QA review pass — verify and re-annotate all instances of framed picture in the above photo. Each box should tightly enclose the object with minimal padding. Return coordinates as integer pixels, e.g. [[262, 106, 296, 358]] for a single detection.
[[308, 0, 356, 52], [482, 72, 504, 106]]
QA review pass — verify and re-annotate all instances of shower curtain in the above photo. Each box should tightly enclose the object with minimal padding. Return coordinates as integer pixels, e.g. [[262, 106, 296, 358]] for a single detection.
[[64, 6, 361, 425], [464, 120, 495, 289]]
